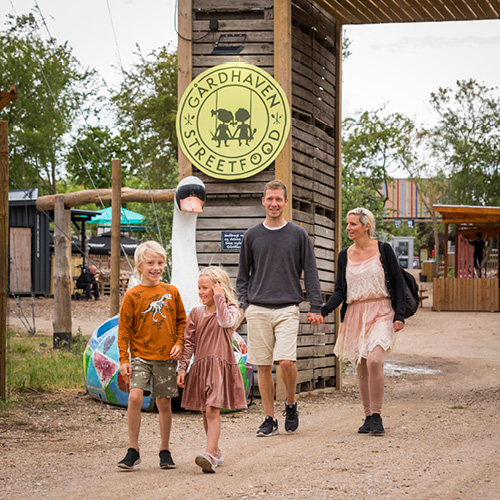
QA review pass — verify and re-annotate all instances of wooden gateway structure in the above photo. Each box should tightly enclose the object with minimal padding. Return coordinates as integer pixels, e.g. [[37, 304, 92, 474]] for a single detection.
[[176, 1, 500, 393], [433, 205, 500, 312]]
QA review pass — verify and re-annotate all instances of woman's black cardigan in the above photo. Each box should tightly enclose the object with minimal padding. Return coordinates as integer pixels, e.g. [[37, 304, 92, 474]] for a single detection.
[[320, 241, 406, 323]]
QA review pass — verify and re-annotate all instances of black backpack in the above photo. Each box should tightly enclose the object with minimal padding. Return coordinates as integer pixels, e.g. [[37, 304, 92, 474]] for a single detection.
[[400, 267, 419, 318], [378, 241, 419, 319]]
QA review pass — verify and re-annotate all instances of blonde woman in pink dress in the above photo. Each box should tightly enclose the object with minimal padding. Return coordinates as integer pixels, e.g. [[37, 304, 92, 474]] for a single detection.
[[320, 208, 406, 435], [177, 266, 247, 473]]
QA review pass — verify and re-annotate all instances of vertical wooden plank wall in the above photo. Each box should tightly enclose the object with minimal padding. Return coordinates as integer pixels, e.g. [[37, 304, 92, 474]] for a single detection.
[[187, 0, 338, 392], [290, 0, 337, 390]]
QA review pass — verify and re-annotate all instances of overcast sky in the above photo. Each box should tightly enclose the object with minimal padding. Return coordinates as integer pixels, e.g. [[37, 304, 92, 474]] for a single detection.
[[2, 0, 500, 128]]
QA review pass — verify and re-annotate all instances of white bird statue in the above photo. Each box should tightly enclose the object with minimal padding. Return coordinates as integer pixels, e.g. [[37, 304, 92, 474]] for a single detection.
[[170, 176, 206, 313]]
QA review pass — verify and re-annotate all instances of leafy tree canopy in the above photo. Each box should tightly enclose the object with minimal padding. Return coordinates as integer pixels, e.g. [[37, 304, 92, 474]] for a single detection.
[[0, 13, 100, 194], [427, 79, 500, 206]]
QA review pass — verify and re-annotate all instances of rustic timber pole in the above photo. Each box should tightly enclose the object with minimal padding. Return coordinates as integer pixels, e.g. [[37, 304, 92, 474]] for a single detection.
[[334, 23, 343, 390], [52, 195, 72, 348], [273, 0, 292, 401], [0, 121, 9, 399], [274, 0, 292, 222], [110, 159, 122, 317], [36, 187, 175, 211]]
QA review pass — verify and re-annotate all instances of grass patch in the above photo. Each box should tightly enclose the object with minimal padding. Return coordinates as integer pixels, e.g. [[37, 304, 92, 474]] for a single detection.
[[6, 329, 89, 393], [451, 405, 468, 410]]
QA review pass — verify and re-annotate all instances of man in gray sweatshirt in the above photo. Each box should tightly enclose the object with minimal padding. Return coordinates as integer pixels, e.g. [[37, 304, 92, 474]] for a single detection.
[[237, 179, 323, 437]]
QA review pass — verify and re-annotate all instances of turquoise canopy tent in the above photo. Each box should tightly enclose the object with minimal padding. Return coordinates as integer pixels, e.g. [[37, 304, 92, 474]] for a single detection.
[[89, 207, 146, 226]]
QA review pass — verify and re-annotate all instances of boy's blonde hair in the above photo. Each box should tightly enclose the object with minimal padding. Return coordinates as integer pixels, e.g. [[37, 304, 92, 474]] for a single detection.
[[347, 207, 376, 238], [134, 241, 167, 278], [199, 266, 239, 306]]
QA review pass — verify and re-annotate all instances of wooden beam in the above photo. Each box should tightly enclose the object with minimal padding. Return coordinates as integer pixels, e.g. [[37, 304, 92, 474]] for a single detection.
[[178, 0, 193, 181], [0, 122, 8, 399], [35, 187, 175, 211], [334, 22, 343, 391], [52, 195, 72, 348], [274, 0, 293, 222], [110, 160, 121, 317]]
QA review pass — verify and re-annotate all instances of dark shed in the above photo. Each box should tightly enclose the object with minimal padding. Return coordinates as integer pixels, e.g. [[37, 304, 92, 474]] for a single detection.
[[8, 189, 50, 296]]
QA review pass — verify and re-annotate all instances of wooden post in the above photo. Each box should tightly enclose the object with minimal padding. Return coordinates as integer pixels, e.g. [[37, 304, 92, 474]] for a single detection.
[[274, 0, 292, 222], [444, 223, 449, 278], [0, 121, 9, 399], [52, 195, 72, 348], [334, 23, 343, 390], [274, 0, 292, 401], [110, 159, 122, 317], [177, 0, 192, 181]]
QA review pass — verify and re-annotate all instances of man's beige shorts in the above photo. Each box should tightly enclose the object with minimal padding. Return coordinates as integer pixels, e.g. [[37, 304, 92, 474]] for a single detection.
[[130, 358, 178, 398], [245, 304, 300, 366]]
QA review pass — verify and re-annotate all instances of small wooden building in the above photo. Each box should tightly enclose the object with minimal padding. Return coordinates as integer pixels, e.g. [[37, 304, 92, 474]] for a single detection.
[[177, 1, 500, 392], [433, 205, 499, 312]]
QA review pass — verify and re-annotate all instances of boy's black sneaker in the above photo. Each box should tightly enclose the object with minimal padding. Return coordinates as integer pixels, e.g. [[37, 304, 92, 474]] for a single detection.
[[358, 415, 373, 434], [117, 448, 141, 469], [283, 401, 299, 433], [159, 449, 176, 469], [256, 416, 278, 437], [370, 413, 385, 435]]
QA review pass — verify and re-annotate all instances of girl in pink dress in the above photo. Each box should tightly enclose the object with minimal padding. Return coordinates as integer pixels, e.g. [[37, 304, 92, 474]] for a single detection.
[[177, 266, 247, 473], [321, 208, 406, 435]]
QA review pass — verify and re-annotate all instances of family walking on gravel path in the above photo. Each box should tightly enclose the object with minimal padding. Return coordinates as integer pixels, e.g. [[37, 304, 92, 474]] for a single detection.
[[115, 180, 407, 474]]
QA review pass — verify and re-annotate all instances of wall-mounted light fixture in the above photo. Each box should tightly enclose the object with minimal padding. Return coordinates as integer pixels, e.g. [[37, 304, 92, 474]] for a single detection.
[[211, 33, 247, 55]]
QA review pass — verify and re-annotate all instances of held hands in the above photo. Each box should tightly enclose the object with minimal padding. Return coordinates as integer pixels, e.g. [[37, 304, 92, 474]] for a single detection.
[[306, 312, 324, 325], [170, 344, 183, 360], [393, 320, 405, 332]]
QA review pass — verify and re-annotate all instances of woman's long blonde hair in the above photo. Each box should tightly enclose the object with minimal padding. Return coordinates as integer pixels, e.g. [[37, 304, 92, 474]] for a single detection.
[[199, 266, 239, 306]]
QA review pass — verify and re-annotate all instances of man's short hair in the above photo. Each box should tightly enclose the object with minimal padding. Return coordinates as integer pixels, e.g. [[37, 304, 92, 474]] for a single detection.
[[263, 179, 287, 200]]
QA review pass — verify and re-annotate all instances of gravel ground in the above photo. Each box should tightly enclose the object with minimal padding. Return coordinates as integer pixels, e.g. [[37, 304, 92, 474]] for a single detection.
[[2, 297, 500, 500]]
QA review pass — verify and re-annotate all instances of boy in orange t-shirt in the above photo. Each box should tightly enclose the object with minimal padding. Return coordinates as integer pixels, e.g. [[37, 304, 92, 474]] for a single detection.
[[117, 241, 187, 470]]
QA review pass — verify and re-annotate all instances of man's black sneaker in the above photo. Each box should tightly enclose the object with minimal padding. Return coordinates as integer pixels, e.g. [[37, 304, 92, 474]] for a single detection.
[[256, 416, 278, 437], [358, 415, 373, 434], [159, 449, 176, 469], [283, 401, 299, 433], [370, 413, 385, 435], [117, 448, 141, 469]]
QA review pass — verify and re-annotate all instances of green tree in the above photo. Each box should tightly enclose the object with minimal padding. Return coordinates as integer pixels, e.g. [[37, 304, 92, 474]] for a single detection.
[[341, 108, 417, 246], [428, 79, 500, 206], [0, 13, 100, 194], [111, 46, 178, 186], [65, 125, 136, 190], [111, 46, 179, 246]]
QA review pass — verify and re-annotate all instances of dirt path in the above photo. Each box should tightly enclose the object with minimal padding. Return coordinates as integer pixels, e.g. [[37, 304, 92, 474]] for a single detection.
[[2, 298, 500, 499]]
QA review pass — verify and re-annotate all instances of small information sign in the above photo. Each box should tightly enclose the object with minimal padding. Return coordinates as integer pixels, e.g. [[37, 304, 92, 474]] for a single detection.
[[221, 231, 244, 252]]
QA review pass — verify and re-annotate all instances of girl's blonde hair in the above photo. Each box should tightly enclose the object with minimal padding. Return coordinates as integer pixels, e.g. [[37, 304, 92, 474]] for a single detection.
[[199, 266, 238, 306], [347, 207, 376, 238], [134, 241, 166, 278]]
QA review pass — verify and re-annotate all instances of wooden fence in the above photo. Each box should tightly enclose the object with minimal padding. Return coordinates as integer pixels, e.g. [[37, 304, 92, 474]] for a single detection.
[[433, 278, 499, 312]]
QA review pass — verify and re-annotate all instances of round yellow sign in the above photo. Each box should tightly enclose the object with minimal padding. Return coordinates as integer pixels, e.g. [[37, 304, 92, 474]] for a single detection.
[[176, 63, 291, 180]]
